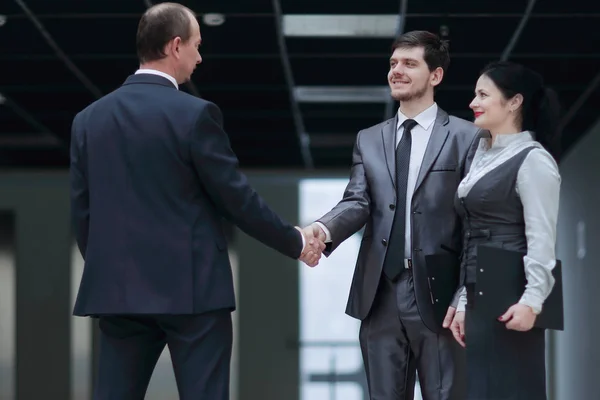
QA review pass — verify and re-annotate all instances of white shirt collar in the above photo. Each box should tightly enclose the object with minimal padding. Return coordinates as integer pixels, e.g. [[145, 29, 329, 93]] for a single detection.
[[485, 131, 534, 150], [396, 102, 438, 131], [135, 69, 178, 89]]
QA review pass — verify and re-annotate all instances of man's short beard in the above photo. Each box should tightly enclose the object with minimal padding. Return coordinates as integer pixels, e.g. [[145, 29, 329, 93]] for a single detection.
[[392, 83, 428, 102]]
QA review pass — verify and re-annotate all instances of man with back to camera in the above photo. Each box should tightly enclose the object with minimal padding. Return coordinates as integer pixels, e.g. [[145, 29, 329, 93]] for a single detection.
[[69, 3, 325, 399], [300, 31, 483, 400]]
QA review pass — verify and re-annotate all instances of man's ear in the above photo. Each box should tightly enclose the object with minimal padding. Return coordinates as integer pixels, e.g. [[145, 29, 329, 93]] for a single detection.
[[431, 67, 444, 87]]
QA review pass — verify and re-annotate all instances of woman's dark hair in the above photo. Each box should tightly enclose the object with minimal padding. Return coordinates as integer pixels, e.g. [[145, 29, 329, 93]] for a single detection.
[[136, 3, 196, 64], [481, 61, 562, 161]]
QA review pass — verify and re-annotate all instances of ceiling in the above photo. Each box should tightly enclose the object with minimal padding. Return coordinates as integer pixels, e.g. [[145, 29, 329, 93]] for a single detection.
[[1, 0, 599, 169]]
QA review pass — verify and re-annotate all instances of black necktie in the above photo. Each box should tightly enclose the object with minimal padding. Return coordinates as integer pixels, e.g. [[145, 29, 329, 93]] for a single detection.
[[382, 119, 417, 281]]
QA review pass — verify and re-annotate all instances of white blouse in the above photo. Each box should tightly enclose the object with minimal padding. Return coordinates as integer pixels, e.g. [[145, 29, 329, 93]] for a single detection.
[[456, 131, 561, 314]]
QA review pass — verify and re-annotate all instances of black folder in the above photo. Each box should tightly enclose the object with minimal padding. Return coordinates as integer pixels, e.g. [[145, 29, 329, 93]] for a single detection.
[[475, 245, 564, 330], [424, 252, 461, 327]]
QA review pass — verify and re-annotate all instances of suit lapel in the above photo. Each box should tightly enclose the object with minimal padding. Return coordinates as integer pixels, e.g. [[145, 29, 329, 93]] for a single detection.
[[413, 108, 450, 194], [381, 116, 398, 189]]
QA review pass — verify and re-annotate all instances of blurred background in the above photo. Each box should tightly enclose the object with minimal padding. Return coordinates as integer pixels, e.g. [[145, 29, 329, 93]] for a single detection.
[[1, 1, 599, 399]]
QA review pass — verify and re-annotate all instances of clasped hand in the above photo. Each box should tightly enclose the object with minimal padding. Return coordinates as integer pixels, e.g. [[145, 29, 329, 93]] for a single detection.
[[296, 224, 326, 267]]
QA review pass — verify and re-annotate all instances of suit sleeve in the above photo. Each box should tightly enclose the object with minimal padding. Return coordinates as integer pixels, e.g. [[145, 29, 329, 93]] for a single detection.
[[452, 127, 484, 308], [70, 114, 90, 258], [190, 102, 303, 259], [316, 131, 371, 255]]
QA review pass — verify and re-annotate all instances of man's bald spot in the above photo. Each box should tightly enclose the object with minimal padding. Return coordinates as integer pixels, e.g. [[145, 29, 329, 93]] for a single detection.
[[145, 2, 195, 17]]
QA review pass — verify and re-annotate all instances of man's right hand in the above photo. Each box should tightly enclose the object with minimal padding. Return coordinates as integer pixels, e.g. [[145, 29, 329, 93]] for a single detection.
[[296, 225, 326, 267], [304, 223, 327, 243]]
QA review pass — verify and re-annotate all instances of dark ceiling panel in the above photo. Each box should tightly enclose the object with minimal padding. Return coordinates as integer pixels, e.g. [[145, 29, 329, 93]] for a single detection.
[[183, 0, 274, 14], [195, 58, 286, 85], [302, 103, 384, 133], [67, 58, 139, 88], [41, 17, 139, 55], [304, 115, 383, 134], [435, 88, 477, 115], [0, 59, 83, 86], [534, 1, 600, 13], [14, 0, 146, 14], [286, 38, 392, 56], [198, 16, 279, 55], [8, 91, 95, 113], [0, 17, 53, 54], [515, 16, 600, 54], [407, 0, 530, 14], [291, 58, 389, 85], [199, 88, 289, 111], [218, 114, 294, 134], [510, 57, 597, 86], [301, 103, 384, 119], [0, 106, 36, 133], [280, 0, 400, 14], [441, 57, 498, 85], [404, 17, 520, 53]]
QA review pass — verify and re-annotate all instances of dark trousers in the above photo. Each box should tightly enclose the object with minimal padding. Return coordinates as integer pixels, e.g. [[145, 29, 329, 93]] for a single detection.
[[465, 286, 547, 400], [93, 310, 232, 400], [359, 269, 464, 400]]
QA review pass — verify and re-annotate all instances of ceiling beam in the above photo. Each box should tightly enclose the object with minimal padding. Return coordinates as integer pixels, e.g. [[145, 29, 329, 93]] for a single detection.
[[384, 0, 409, 121], [501, 0, 537, 61], [271, 0, 313, 169], [13, 0, 103, 100], [143, 0, 202, 98]]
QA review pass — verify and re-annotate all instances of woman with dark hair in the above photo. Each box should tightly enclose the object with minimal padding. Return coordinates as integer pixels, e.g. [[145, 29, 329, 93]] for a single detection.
[[449, 61, 562, 399]]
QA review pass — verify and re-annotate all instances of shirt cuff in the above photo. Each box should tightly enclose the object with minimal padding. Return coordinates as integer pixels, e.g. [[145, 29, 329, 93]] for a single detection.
[[519, 292, 544, 315], [314, 222, 332, 242], [295, 227, 306, 256], [456, 287, 467, 312]]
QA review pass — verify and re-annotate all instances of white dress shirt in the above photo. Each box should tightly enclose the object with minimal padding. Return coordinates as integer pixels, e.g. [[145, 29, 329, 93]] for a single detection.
[[456, 131, 561, 313], [135, 68, 179, 89], [317, 102, 438, 260]]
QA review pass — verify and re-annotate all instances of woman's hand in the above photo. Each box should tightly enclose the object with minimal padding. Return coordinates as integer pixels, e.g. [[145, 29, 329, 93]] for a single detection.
[[450, 311, 466, 347], [499, 303, 537, 331]]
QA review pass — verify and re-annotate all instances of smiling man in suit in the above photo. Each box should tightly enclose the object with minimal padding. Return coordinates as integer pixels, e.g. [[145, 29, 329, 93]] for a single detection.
[[301, 31, 483, 400], [70, 3, 324, 400]]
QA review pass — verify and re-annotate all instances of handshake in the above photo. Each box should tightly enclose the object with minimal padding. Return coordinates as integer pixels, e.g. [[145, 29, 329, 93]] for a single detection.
[[295, 223, 327, 267]]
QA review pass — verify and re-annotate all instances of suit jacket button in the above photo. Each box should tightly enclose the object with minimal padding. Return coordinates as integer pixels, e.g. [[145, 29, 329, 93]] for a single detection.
[[382, 239, 388, 246], [389, 204, 395, 210]]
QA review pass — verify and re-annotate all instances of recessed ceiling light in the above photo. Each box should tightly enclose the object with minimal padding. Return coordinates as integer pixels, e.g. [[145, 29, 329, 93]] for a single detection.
[[203, 13, 225, 27], [0, 15, 6, 27], [283, 15, 399, 38], [294, 86, 390, 103]]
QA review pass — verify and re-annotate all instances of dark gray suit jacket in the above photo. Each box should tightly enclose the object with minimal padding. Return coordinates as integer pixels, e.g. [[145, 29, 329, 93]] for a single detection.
[[317, 107, 482, 332]]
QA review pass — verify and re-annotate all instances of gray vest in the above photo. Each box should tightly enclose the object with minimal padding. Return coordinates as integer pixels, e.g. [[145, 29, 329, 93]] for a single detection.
[[455, 147, 535, 285]]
